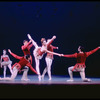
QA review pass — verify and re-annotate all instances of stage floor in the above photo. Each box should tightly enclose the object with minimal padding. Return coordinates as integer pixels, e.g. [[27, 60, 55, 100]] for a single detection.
[[0, 75, 100, 99], [0, 75, 100, 85]]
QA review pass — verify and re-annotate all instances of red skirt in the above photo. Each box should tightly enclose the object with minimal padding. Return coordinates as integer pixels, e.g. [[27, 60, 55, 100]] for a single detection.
[[72, 63, 86, 71]]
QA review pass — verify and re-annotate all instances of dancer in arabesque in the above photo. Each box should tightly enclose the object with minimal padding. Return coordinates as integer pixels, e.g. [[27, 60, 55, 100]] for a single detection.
[[27, 34, 61, 81]]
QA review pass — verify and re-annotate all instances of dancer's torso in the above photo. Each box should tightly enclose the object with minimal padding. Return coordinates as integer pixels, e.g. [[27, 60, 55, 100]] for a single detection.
[[2, 55, 9, 61]]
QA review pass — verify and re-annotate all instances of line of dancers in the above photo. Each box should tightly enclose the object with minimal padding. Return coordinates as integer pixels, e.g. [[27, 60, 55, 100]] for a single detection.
[[0, 34, 100, 82]]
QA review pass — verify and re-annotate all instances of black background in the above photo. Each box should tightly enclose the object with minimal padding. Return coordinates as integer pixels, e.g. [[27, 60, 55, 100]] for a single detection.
[[0, 1, 100, 78]]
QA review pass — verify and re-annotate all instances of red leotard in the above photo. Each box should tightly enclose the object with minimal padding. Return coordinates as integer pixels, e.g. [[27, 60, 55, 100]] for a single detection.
[[21, 41, 33, 64], [2, 56, 9, 61], [63, 47, 99, 71]]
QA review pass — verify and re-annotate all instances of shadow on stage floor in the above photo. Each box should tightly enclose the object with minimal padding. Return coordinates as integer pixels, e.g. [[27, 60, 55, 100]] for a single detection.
[[0, 75, 100, 99]]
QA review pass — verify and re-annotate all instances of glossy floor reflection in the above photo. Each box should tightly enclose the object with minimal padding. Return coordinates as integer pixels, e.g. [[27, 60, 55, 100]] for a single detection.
[[0, 75, 100, 85]]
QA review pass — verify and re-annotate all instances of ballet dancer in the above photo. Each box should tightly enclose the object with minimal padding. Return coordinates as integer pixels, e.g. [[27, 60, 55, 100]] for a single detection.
[[2, 49, 38, 81], [1, 49, 13, 78], [27, 34, 61, 81], [21, 39, 33, 80], [61, 46, 100, 82], [21, 39, 33, 64], [41, 39, 58, 81]]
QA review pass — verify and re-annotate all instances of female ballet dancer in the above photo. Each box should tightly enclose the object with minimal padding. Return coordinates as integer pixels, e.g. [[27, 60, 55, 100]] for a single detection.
[[2, 49, 38, 81], [41, 39, 58, 81], [27, 34, 61, 81], [61, 46, 100, 82], [1, 49, 13, 78]]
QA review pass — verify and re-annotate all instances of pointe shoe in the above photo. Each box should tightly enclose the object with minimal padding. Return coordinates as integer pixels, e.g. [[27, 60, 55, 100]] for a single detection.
[[67, 79, 74, 82]]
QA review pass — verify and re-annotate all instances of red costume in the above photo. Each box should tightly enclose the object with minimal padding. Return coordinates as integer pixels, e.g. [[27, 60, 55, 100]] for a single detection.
[[47, 45, 58, 59], [21, 41, 33, 64], [10, 52, 37, 74], [63, 47, 99, 71], [2, 56, 9, 61], [36, 39, 55, 56]]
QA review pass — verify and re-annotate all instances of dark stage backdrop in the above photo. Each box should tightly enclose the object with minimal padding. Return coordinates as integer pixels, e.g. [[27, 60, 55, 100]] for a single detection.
[[0, 1, 100, 77]]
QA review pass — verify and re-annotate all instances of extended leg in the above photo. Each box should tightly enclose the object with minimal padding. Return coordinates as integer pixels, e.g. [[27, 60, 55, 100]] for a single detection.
[[34, 57, 41, 81], [2, 67, 18, 81]]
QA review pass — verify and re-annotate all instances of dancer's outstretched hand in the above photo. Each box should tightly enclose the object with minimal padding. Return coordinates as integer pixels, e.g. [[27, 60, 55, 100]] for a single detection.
[[98, 46, 100, 48], [60, 54, 64, 56], [58, 54, 64, 57], [8, 49, 11, 54], [52, 35, 56, 39]]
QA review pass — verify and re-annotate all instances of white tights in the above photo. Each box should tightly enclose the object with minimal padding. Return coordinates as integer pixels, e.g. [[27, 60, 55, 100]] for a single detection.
[[42, 57, 53, 80], [68, 66, 86, 80]]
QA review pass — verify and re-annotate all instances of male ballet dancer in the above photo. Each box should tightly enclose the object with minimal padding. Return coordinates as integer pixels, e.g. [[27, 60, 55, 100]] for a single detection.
[[61, 46, 100, 82], [1, 49, 13, 78], [27, 34, 61, 81], [41, 39, 58, 81], [21, 39, 33, 81]]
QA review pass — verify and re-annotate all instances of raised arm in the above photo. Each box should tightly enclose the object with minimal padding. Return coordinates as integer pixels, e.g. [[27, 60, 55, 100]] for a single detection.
[[52, 45, 58, 49], [86, 47, 100, 57], [28, 44, 33, 49], [8, 49, 22, 60], [21, 40, 32, 50], [27, 34, 38, 48], [47, 36, 56, 48]]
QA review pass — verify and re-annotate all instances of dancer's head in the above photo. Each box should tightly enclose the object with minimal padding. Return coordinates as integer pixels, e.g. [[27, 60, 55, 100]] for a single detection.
[[23, 40, 28, 45], [78, 46, 84, 52], [41, 38, 46, 46], [3, 49, 6, 55]]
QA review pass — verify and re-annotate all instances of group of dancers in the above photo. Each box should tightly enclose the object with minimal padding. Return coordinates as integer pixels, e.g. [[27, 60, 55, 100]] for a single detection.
[[0, 34, 100, 82]]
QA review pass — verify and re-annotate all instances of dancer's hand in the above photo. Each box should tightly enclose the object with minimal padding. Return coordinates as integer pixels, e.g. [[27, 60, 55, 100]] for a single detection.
[[98, 46, 100, 48], [58, 54, 63, 57], [52, 35, 56, 39], [60, 54, 64, 56], [57, 47, 59, 49], [27, 34, 32, 40], [8, 49, 11, 54]]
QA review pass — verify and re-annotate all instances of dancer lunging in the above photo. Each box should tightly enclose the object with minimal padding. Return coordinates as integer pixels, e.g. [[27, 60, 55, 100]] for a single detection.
[[41, 39, 58, 81], [2, 49, 38, 81], [27, 34, 61, 81], [1, 49, 13, 78], [61, 46, 100, 82]]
